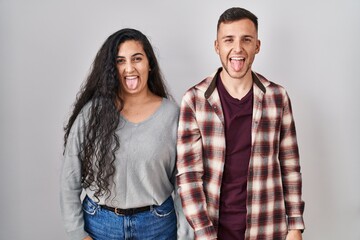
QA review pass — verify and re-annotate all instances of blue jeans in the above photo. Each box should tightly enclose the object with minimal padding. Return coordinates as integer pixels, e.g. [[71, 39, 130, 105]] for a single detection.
[[82, 195, 177, 240]]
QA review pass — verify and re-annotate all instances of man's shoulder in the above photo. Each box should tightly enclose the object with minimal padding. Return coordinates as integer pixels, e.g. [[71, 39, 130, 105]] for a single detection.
[[179, 74, 214, 109], [186, 76, 212, 93], [254, 72, 287, 94]]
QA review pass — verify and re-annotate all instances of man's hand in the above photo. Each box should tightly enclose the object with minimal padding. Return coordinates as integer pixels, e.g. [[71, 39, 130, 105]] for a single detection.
[[83, 236, 93, 240], [286, 230, 302, 240]]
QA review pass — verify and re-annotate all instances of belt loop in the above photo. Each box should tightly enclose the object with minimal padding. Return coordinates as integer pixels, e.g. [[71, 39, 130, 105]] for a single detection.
[[114, 208, 120, 216]]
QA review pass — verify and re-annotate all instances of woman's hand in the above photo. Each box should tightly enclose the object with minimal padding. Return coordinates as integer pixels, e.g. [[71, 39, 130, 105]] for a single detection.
[[83, 236, 93, 240]]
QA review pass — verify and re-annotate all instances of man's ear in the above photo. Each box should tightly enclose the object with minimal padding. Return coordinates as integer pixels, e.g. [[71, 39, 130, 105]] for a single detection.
[[255, 39, 261, 54], [214, 40, 220, 55]]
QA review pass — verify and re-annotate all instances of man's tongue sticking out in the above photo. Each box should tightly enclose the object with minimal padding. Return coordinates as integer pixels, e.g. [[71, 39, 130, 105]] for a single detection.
[[125, 77, 138, 90], [230, 58, 244, 71]]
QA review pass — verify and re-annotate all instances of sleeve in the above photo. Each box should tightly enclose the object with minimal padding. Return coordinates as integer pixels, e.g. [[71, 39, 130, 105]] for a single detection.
[[173, 175, 195, 240], [279, 92, 305, 231], [176, 92, 217, 240], [60, 111, 89, 240]]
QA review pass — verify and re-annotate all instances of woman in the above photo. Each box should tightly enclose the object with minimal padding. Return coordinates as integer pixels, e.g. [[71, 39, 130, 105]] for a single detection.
[[60, 28, 180, 240]]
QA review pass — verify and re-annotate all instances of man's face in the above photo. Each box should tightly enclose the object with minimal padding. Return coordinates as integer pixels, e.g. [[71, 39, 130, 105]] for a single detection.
[[215, 19, 260, 81]]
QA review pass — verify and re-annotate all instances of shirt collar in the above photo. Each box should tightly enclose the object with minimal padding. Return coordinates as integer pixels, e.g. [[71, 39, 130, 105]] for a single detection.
[[204, 67, 266, 99]]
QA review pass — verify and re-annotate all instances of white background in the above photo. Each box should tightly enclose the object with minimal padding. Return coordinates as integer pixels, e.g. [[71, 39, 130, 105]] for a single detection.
[[1, 0, 359, 239]]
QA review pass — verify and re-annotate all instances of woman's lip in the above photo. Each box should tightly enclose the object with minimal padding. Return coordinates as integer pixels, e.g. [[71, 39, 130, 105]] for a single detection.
[[125, 76, 138, 79]]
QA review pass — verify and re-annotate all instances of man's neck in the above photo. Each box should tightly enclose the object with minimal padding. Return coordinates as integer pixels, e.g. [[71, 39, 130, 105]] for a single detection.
[[220, 70, 253, 100]]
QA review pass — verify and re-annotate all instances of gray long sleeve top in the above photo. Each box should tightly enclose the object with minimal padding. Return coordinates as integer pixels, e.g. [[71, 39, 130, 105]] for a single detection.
[[60, 98, 180, 240]]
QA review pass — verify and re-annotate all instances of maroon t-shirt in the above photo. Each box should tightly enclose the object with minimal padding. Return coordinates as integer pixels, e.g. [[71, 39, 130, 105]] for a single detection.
[[217, 76, 253, 240]]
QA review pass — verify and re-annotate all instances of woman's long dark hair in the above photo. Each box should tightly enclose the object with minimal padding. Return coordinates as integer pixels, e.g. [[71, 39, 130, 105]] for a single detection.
[[64, 28, 169, 200]]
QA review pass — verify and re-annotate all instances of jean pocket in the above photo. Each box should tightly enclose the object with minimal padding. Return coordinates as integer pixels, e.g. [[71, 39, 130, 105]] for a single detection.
[[151, 196, 175, 218], [82, 195, 99, 215]]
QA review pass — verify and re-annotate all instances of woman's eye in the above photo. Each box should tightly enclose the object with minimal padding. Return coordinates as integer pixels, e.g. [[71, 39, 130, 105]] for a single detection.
[[116, 59, 125, 64], [133, 57, 142, 62]]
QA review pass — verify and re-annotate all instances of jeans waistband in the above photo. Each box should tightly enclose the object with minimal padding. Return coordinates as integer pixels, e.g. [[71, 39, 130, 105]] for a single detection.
[[100, 204, 151, 216]]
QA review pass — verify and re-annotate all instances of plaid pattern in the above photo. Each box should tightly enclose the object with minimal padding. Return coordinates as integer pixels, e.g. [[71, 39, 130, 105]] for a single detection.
[[176, 69, 305, 240]]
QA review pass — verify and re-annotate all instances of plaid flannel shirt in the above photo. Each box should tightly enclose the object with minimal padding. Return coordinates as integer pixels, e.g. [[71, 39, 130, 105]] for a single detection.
[[176, 69, 305, 240]]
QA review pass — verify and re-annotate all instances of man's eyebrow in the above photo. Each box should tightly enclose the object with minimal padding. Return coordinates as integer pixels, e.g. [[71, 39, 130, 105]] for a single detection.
[[221, 35, 234, 39], [242, 35, 255, 38], [221, 34, 255, 39]]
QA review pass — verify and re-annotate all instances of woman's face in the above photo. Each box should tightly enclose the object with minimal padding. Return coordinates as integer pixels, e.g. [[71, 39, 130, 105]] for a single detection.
[[116, 40, 151, 97]]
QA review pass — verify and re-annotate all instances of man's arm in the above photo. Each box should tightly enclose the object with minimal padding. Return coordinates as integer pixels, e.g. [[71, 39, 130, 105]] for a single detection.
[[279, 92, 305, 231], [176, 94, 217, 240], [286, 230, 303, 240]]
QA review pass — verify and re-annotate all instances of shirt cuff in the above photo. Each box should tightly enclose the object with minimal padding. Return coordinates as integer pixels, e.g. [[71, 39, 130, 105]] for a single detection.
[[194, 225, 217, 240], [288, 216, 305, 232]]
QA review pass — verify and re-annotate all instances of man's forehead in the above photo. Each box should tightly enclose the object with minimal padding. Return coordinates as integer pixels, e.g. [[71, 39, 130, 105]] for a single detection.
[[217, 20, 257, 36]]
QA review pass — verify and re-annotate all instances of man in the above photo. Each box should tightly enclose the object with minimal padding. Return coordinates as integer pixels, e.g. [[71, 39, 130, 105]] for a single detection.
[[176, 7, 305, 240]]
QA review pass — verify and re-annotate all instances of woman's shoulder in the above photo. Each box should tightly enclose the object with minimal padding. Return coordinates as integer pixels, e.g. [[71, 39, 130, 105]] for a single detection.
[[76, 101, 92, 120], [70, 101, 93, 129], [161, 98, 180, 115]]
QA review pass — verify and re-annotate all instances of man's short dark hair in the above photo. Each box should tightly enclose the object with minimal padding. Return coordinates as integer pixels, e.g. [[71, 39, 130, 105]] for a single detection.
[[217, 7, 258, 32]]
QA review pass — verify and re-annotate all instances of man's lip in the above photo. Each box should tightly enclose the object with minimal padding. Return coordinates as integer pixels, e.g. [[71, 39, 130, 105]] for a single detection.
[[230, 57, 245, 60]]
